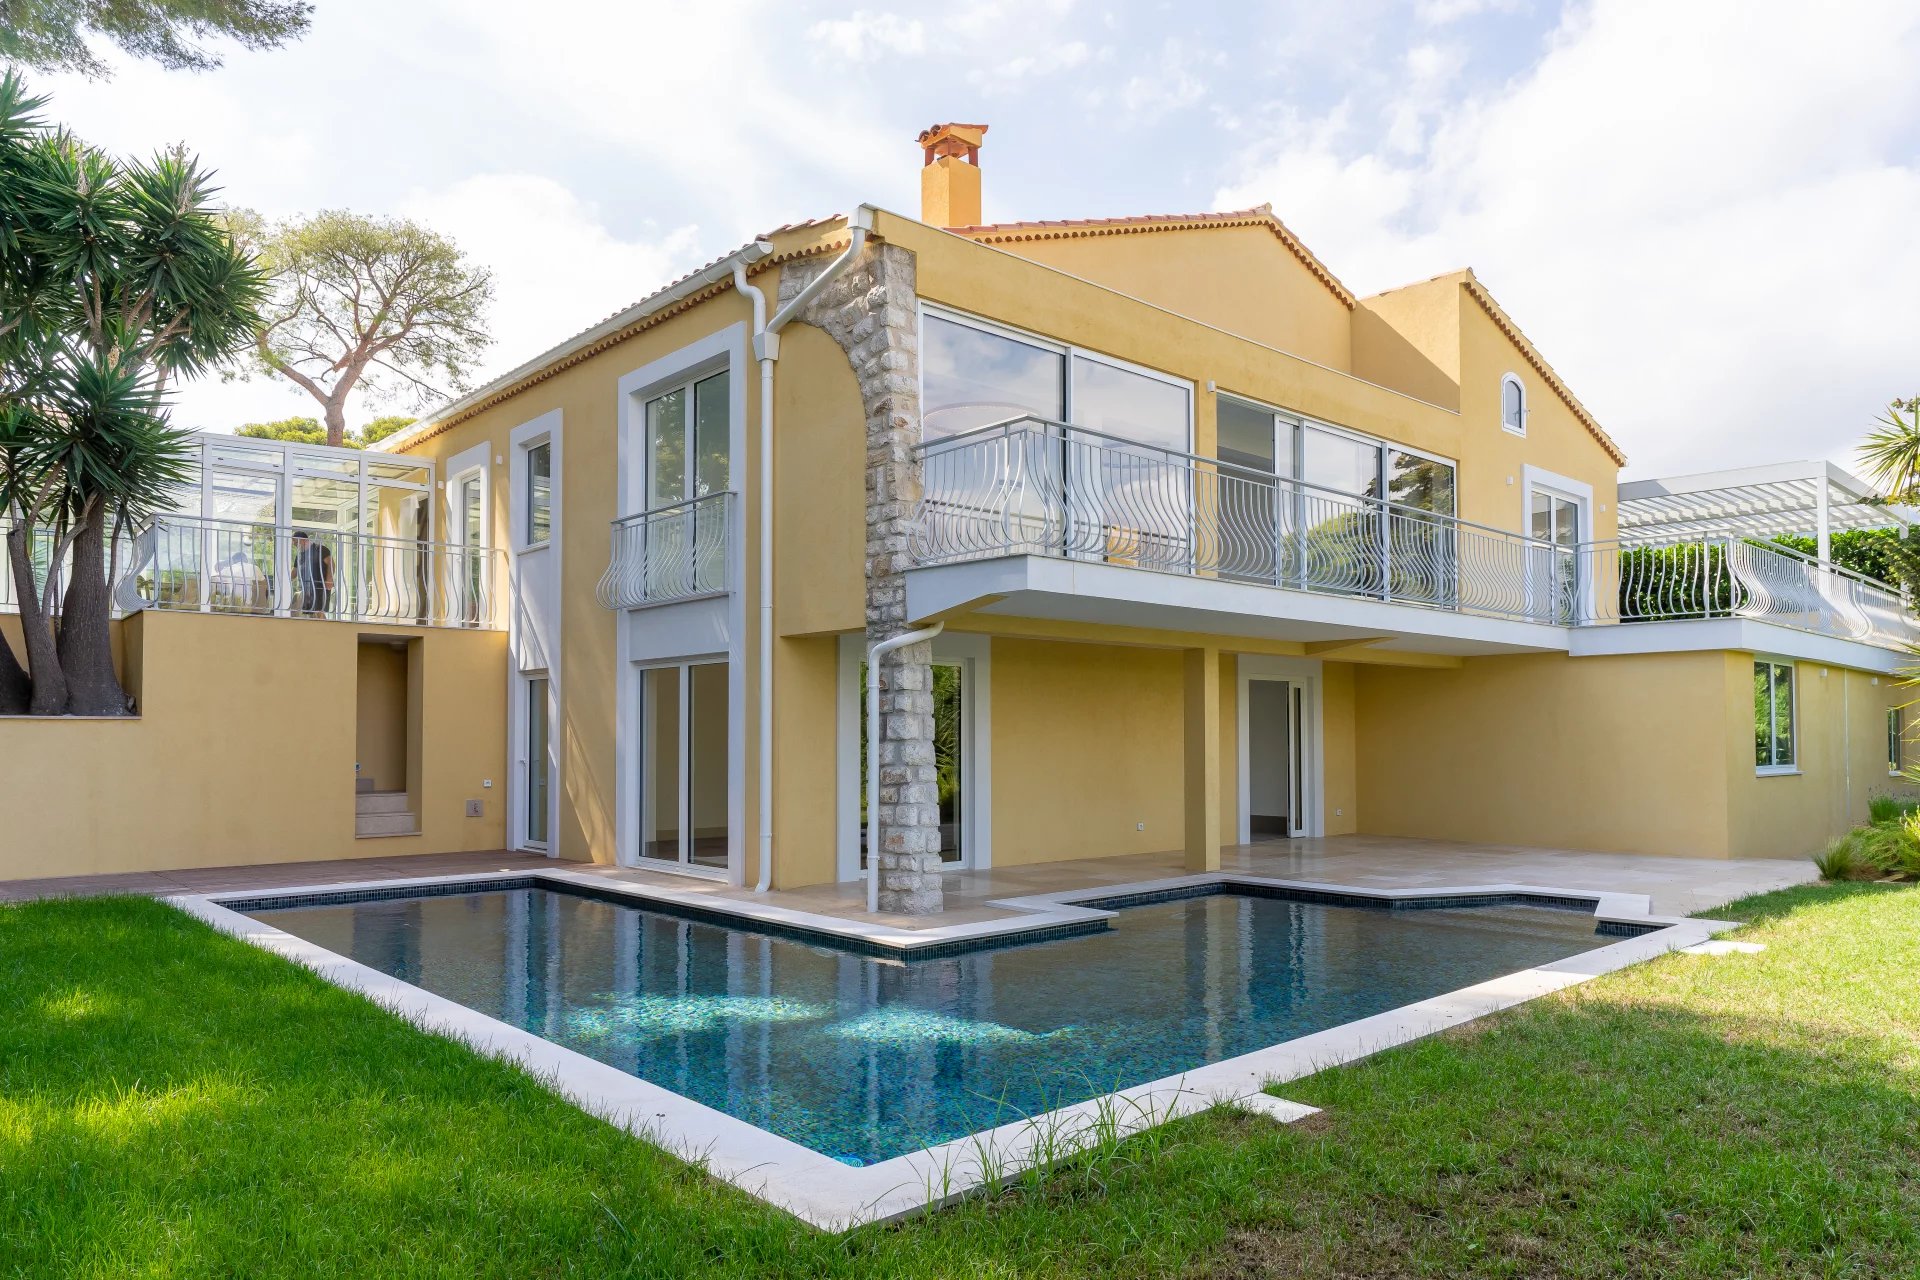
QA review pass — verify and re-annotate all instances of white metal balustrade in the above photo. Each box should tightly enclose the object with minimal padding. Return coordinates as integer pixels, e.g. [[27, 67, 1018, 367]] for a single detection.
[[109, 514, 506, 629], [1586, 535, 1920, 648], [595, 491, 733, 610], [910, 418, 1578, 625]]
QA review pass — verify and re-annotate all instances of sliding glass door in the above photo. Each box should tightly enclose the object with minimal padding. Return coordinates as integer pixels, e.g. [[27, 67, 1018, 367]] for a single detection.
[[638, 661, 730, 871]]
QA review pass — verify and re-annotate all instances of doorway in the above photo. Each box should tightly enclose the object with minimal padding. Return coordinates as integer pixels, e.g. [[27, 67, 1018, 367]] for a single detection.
[[1245, 678, 1306, 840], [637, 660, 730, 872]]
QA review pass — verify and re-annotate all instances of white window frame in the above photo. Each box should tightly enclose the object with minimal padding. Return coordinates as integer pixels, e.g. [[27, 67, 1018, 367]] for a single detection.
[[520, 438, 553, 551], [611, 324, 749, 885], [631, 655, 733, 878], [1501, 373, 1528, 437], [1890, 706, 1904, 777], [917, 301, 1195, 450], [1236, 654, 1325, 841], [520, 670, 552, 852], [508, 412, 563, 856], [1755, 657, 1798, 776], [835, 631, 992, 880]]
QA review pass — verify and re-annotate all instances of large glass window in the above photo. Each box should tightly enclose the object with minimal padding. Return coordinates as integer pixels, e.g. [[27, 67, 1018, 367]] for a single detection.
[[1755, 660, 1796, 771], [1070, 355, 1189, 454], [525, 441, 551, 546], [921, 312, 1064, 441]]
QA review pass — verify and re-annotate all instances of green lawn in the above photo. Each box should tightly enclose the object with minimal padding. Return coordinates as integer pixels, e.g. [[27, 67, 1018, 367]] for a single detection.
[[2, 883, 1916, 1278]]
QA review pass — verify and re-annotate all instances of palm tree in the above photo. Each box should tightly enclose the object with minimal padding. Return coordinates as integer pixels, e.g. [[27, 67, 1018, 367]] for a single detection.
[[1858, 397, 1920, 501], [0, 71, 263, 715]]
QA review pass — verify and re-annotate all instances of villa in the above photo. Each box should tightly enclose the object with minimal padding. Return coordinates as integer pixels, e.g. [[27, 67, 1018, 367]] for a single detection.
[[4, 121, 1917, 1227], [6, 121, 1908, 906]]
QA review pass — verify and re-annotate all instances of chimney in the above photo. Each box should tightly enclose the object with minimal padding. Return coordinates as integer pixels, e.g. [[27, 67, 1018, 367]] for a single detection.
[[917, 122, 988, 228]]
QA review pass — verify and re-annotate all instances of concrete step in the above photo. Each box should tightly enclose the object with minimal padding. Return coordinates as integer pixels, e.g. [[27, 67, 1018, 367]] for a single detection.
[[356, 791, 411, 815], [355, 777, 375, 794], [354, 810, 419, 838]]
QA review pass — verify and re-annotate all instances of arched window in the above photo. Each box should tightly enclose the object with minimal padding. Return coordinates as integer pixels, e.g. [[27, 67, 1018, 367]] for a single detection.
[[1500, 374, 1527, 435]]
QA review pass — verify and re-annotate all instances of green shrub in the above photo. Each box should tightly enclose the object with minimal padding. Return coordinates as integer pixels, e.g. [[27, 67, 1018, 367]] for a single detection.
[[1868, 794, 1920, 825], [1812, 838, 1860, 881]]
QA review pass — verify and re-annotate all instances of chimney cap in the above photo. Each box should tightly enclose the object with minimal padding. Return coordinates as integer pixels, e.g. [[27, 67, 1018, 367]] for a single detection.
[[917, 122, 988, 164]]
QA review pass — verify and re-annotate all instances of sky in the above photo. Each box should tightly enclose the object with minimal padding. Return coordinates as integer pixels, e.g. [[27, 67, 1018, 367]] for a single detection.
[[27, 0, 1920, 479]]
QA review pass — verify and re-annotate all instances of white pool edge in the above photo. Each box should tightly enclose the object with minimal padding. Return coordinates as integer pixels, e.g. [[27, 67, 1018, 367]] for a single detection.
[[169, 872, 1738, 1230]]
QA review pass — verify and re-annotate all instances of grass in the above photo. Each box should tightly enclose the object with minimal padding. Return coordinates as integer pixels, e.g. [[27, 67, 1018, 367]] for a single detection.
[[2, 884, 1917, 1277]]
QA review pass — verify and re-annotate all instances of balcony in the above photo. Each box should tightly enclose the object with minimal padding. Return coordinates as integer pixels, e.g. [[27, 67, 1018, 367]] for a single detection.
[[595, 492, 733, 610], [110, 514, 506, 630], [908, 418, 1919, 654]]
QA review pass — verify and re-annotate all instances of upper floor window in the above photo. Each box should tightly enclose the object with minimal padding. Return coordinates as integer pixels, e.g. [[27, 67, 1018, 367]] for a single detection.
[[525, 440, 552, 546], [920, 306, 1190, 453], [1755, 659, 1796, 773], [1220, 392, 1456, 518], [644, 370, 730, 510], [1501, 374, 1527, 436]]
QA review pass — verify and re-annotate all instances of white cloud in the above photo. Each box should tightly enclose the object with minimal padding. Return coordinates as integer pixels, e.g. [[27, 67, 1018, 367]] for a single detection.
[[1217, 0, 1920, 478], [1415, 0, 1525, 25], [808, 11, 926, 61], [968, 39, 1096, 97], [401, 174, 704, 390], [1120, 38, 1222, 117]]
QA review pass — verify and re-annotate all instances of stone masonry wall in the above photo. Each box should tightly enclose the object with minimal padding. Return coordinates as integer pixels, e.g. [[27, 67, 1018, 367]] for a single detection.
[[779, 242, 943, 914]]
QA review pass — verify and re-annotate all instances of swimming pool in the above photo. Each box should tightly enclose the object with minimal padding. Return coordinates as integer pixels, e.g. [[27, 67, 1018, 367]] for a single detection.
[[249, 880, 1631, 1165]]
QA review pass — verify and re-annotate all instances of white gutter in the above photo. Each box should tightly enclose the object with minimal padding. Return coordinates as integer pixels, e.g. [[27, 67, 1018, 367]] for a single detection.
[[736, 207, 874, 894], [865, 621, 943, 913]]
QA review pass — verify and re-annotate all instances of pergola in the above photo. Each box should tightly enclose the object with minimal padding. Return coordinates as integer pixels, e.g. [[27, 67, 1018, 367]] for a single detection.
[[1617, 460, 1918, 561]]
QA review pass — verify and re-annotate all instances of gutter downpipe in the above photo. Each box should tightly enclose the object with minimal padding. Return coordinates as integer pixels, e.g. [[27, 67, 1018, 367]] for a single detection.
[[733, 207, 873, 895], [866, 621, 943, 914]]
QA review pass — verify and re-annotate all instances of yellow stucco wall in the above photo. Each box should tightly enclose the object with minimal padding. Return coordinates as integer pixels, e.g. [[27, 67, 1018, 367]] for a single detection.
[[978, 223, 1354, 373], [1353, 649, 1918, 860], [1724, 655, 1920, 858], [1354, 651, 1734, 857], [0, 611, 506, 881]]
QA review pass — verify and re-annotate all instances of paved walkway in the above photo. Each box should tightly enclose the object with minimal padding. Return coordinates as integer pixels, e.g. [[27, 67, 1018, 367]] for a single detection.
[[0, 835, 1815, 919]]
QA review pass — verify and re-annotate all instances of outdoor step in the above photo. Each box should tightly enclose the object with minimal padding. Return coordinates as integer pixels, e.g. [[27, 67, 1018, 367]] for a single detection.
[[355, 777, 375, 794], [354, 810, 419, 838], [355, 791, 411, 815]]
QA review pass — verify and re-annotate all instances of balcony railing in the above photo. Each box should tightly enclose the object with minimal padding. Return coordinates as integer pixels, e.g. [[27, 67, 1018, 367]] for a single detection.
[[909, 418, 1920, 649], [911, 418, 1578, 625], [110, 514, 506, 629], [595, 491, 733, 610], [1587, 535, 1920, 648]]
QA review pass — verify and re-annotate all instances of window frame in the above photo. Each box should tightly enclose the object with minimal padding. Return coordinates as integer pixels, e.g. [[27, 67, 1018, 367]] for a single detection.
[[1890, 705, 1904, 777], [917, 301, 1194, 452], [1216, 389, 1458, 509], [1754, 658, 1798, 775], [522, 439, 552, 550], [1501, 373, 1528, 437]]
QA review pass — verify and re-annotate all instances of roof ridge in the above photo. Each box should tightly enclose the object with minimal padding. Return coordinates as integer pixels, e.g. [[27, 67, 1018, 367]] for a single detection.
[[951, 205, 1357, 309]]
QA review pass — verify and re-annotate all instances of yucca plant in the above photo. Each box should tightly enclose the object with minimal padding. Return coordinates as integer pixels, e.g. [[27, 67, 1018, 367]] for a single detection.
[[0, 69, 262, 715]]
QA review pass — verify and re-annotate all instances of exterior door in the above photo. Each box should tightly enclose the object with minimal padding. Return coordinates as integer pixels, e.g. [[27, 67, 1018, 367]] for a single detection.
[[1530, 489, 1583, 622], [1246, 679, 1305, 839], [637, 660, 730, 871], [524, 674, 550, 851]]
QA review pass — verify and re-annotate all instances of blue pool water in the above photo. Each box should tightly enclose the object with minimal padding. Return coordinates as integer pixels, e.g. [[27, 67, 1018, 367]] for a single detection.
[[251, 884, 1616, 1164]]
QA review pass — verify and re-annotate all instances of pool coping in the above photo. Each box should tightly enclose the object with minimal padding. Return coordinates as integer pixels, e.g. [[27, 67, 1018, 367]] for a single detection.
[[169, 869, 1741, 1230]]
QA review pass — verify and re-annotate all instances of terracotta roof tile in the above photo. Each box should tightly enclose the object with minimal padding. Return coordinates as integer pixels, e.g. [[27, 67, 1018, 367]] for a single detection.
[[950, 205, 1357, 309]]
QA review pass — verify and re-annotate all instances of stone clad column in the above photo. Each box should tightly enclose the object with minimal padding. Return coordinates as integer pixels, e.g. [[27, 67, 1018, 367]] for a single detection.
[[779, 238, 944, 914]]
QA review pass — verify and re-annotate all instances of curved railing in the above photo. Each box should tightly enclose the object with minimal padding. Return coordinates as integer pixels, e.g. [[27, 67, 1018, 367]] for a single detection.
[[910, 418, 1578, 625], [1585, 534, 1920, 647], [595, 491, 733, 610], [111, 514, 505, 629]]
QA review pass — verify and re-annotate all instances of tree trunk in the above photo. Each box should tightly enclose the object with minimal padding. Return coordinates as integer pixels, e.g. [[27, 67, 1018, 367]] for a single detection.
[[7, 524, 66, 715], [324, 396, 349, 448], [0, 626, 28, 715], [58, 515, 132, 716]]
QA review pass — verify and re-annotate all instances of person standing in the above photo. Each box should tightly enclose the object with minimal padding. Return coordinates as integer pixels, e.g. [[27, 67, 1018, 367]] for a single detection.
[[292, 529, 336, 617]]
